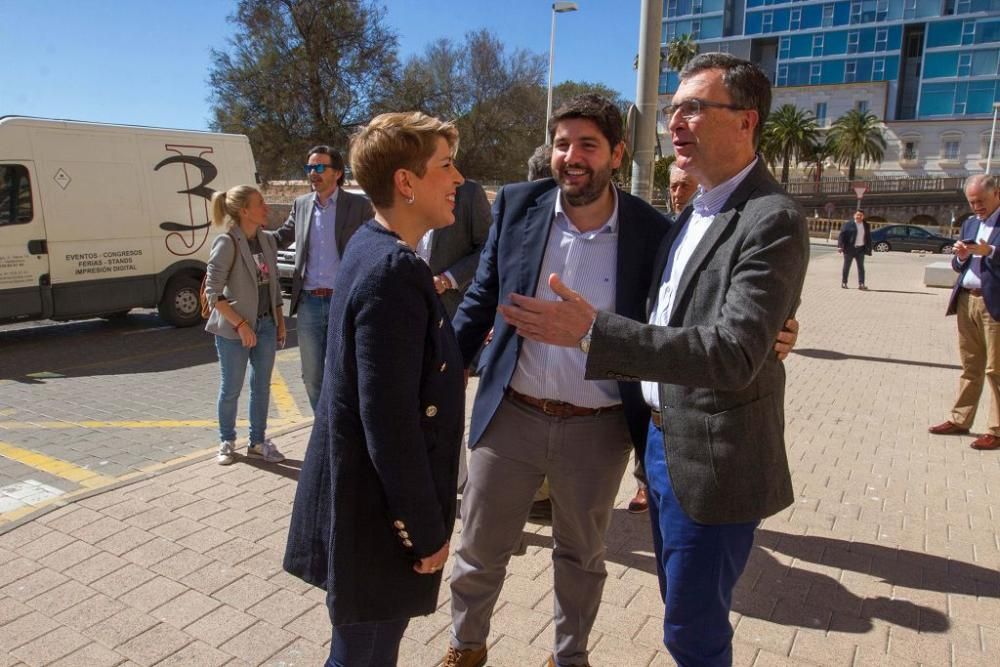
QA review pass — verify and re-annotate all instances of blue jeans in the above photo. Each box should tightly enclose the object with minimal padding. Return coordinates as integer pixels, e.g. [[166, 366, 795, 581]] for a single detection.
[[326, 619, 409, 667], [215, 315, 277, 444], [645, 421, 758, 667], [296, 292, 330, 412]]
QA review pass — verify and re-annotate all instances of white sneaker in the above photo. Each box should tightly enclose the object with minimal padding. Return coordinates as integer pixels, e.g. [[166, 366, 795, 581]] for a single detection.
[[247, 439, 285, 463], [217, 440, 236, 465]]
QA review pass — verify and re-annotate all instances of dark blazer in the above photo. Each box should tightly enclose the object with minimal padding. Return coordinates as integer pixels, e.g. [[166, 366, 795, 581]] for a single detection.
[[837, 220, 873, 255], [452, 179, 669, 456], [283, 222, 464, 624], [273, 188, 374, 314], [429, 180, 492, 317], [946, 214, 1000, 320], [585, 160, 810, 525]]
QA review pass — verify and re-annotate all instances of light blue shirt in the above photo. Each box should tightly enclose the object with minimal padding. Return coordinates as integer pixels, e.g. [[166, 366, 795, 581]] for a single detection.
[[509, 189, 621, 408], [960, 206, 1000, 290], [642, 158, 759, 408], [303, 188, 340, 291]]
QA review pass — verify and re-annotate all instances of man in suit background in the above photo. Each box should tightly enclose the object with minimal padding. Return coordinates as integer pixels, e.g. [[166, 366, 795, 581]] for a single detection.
[[837, 210, 872, 290], [499, 54, 809, 666], [415, 179, 492, 318], [667, 163, 698, 223], [929, 174, 1000, 450], [274, 146, 373, 411]]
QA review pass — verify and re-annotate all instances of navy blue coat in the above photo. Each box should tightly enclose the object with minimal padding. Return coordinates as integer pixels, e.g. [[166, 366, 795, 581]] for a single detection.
[[284, 221, 464, 625], [452, 179, 669, 456], [947, 215, 1000, 321]]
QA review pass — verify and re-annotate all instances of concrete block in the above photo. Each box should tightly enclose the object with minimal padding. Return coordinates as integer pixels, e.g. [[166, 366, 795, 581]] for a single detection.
[[925, 261, 957, 288]]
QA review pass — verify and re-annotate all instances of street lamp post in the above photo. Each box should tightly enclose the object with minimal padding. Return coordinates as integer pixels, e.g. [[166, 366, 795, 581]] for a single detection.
[[545, 2, 579, 146], [986, 101, 1000, 175]]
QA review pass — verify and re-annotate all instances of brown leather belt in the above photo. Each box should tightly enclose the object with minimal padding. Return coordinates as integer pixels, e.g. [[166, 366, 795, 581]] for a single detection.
[[506, 388, 622, 418], [967, 288, 984, 297], [650, 409, 662, 428], [305, 288, 334, 298]]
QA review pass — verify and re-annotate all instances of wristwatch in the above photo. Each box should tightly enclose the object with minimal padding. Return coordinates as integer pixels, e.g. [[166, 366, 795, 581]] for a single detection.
[[578, 318, 595, 353]]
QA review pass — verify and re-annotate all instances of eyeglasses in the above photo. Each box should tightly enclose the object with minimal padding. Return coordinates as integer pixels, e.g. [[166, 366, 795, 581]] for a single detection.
[[303, 164, 329, 174], [664, 98, 750, 120]]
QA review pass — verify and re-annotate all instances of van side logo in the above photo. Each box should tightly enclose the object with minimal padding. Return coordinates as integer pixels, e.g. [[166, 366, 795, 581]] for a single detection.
[[155, 145, 217, 256]]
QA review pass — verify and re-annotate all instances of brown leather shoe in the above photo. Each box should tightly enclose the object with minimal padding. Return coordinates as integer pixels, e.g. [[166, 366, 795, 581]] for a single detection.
[[971, 434, 1000, 450], [928, 421, 970, 435], [627, 486, 648, 514], [442, 645, 487, 667]]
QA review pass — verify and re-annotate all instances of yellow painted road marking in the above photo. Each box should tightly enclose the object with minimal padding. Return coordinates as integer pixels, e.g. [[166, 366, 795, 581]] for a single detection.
[[0, 441, 115, 489], [270, 366, 303, 421], [0, 418, 304, 430]]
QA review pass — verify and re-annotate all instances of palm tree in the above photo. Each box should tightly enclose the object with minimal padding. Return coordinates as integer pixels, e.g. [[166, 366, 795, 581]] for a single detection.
[[828, 109, 887, 181], [760, 105, 819, 184], [665, 34, 698, 72], [801, 136, 834, 192]]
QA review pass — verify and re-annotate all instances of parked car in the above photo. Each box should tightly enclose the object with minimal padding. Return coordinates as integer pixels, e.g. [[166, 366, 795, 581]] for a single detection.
[[276, 242, 295, 294], [870, 224, 956, 254]]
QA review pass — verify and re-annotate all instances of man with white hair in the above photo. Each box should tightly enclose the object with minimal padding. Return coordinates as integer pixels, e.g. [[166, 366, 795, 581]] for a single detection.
[[930, 174, 1000, 450]]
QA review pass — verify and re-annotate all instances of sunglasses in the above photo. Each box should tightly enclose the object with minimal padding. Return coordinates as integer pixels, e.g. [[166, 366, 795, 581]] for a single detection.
[[303, 164, 330, 174]]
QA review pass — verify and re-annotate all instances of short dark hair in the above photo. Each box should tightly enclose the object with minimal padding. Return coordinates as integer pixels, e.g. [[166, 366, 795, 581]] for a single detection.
[[307, 145, 346, 186], [679, 53, 771, 148], [548, 94, 623, 151]]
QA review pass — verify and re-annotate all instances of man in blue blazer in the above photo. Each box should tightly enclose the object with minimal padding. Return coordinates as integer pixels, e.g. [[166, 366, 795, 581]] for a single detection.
[[929, 174, 1000, 450], [837, 210, 872, 289]]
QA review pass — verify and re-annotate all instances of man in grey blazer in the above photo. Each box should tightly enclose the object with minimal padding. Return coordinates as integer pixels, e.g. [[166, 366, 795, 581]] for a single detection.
[[274, 145, 373, 411], [500, 54, 809, 666], [417, 179, 492, 318]]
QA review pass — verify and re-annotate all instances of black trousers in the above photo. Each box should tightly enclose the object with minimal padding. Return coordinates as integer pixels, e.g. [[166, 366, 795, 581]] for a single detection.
[[842, 248, 866, 285]]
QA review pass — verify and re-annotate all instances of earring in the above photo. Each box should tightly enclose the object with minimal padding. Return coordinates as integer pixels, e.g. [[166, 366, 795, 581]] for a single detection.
[[405, 194, 415, 205]]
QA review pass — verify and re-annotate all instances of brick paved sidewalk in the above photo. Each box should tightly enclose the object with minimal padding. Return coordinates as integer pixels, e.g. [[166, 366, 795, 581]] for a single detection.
[[1, 248, 998, 666]]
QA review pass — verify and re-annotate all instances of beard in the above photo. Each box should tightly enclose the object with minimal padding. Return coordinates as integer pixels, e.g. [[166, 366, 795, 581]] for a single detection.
[[557, 162, 614, 207]]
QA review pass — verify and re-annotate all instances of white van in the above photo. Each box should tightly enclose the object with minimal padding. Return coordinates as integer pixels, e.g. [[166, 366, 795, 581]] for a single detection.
[[0, 116, 258, 327]]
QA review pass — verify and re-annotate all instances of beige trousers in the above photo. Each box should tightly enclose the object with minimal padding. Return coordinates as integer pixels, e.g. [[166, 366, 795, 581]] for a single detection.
[[952, 290, 1000, 435]]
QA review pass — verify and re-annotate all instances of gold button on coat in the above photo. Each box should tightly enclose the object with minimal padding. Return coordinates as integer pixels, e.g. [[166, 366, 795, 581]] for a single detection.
[[393, 520, 405, 530], [398, 531, 410, 539], [425, 405, 438, 417], [403, 539, 413, 548], [439, 362, 447, 372]]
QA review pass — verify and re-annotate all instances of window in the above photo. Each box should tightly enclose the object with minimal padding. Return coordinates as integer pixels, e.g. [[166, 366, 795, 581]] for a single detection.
[[902, 141, 918, 160], [876, 0, 889, 21], [813, 34, 825, 57], [848, 31, 860, 54], [903, 0, 918, 19], [815, 102, 828, 125], [668, 0, 679, 14], [845, 61, 858, 82], [823, 4, 835, 27], [777, 64, 789, 86], [855, 100, 870, 113], [873, 58, 886, 80], [790, 8, 801, 30], [943, 140, 961, 160], [955, 101, 967, 114], [962, 20, 975, 45], [875, 28, 888, 51], [810, 63, 822, 84], [0, 165, 33, 227], [982, 136, 1000, 159], [779, 36, 791, 59], [958, 53, 972, 76], [692, 20, 701, 39], [762, 12, 773, 33], [850, 2, 861, 23]]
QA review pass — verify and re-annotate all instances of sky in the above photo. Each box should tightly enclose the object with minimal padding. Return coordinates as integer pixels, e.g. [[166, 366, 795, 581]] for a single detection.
[[1, 0, 643, 131]]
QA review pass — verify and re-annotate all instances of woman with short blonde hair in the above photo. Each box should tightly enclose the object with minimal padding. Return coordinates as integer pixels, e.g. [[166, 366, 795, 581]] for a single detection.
[[284, 112, 464, 666]]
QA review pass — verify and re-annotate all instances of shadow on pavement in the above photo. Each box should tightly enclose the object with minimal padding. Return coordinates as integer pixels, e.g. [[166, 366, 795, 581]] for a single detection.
[[862, 289, 935, 295], [519, 513, 999, 634], [239, 456, 303, 481], [793, 348, 961, 370]]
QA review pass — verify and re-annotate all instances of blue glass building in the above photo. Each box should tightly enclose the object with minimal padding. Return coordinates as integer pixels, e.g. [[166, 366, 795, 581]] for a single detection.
[[660, 0, 1000, 122]]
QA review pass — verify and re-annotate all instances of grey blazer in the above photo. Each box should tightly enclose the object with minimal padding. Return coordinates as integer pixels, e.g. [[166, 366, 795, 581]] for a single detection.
[[273, 188, 374, 315], [203, 226, 282, 339], [429, 180, 492, 317], [585, 160, 810, 525]]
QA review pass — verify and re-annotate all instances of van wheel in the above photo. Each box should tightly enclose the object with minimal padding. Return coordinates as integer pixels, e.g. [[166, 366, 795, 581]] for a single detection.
[[158, 276, 202, 327]]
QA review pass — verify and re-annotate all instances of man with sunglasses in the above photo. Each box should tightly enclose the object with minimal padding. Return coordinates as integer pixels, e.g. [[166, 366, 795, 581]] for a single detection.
[[498, 54, 809, 666], [275, 146, 373, 411]]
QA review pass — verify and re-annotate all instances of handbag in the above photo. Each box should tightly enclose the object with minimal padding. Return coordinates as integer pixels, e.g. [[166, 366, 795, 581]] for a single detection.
[[199, 232, 237, 319]]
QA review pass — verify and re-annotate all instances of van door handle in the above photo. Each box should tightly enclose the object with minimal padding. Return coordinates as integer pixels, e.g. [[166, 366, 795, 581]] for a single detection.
[[28, 240, 48, 255]]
